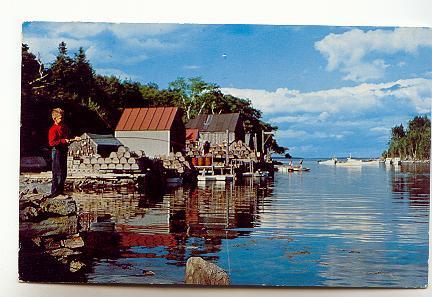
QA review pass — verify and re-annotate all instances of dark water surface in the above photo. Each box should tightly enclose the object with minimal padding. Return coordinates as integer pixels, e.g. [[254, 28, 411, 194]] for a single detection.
[[68, 161, 429, 286]]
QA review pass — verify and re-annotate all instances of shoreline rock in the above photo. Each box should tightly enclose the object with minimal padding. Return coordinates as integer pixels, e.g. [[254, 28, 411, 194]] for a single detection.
[[19, 191, 86, 275], [185, 257, 230, 285]]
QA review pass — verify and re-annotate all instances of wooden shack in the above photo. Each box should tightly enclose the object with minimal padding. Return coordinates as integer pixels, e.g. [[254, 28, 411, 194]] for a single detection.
[[68, 133, 122, 157], [185, 113, 245, 145], [114, 107, 185, 158]]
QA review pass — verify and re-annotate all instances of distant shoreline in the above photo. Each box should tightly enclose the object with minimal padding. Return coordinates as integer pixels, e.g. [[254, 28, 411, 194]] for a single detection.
[[272, 156, 430, 163]]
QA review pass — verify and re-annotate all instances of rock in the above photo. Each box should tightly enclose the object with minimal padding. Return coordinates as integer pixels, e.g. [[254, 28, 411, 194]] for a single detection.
[[20, 215, 78, 237], [62, 234, 85, 249], [185, 257, 230, 285], [42, 237, 62, 250], [20, 206, 39, 221], [69, 260, 85, 272], [40, 196, 77, 216], [46, 247, 80, 258], [142, 270, 155, 276], [19, 193, 44, 208], [31, 237, 42, 247]]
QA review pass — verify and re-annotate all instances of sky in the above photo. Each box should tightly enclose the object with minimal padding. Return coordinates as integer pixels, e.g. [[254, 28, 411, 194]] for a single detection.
[[22, 22, 432, 158]]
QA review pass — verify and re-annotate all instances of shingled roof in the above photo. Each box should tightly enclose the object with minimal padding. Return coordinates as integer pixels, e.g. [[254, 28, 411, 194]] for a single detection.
[[85, 133, 122, 146], [115, 107, 179, 131], [185, 113, 241, 132]]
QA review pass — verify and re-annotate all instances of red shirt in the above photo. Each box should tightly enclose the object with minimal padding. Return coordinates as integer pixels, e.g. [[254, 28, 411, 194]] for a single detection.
[[48, 123, 70, 147]]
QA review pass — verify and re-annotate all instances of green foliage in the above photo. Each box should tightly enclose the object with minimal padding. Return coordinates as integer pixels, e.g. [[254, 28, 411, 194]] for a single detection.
[[383, 115, 431, 160], [21, 42, 286, 155]]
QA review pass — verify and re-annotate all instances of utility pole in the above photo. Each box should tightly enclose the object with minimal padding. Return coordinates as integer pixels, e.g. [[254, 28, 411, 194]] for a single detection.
[[226, 129, 229, 165]]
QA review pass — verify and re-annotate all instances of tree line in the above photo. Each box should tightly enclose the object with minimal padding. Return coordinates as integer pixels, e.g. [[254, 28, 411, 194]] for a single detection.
[[21, 42, 286, 156], [382, 115, 431, 160]]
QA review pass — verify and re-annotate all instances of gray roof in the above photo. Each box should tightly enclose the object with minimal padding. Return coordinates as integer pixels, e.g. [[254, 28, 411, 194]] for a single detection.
[[185, 113, 241, 132], [84, 133, 122, 146]]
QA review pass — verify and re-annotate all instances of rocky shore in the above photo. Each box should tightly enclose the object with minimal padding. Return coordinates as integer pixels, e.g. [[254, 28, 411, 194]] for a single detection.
[[19, 190, 86, 280], [19, 188, 231, 285]]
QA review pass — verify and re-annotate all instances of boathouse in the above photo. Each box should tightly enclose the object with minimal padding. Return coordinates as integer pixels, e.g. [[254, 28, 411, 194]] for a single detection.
[[185, 113, 245, 145], [114, 107, 185, 157]]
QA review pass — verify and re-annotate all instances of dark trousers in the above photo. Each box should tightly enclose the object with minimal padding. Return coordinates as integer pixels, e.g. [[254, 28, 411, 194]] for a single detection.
[[51, 148, 68, 195]]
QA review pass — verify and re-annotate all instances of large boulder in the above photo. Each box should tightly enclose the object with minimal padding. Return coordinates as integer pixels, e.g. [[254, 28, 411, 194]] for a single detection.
[[185, 257, 230, 285], [40, 195, 77, 216], [20, 215, 78, 238], [19, 194, 78, 238]]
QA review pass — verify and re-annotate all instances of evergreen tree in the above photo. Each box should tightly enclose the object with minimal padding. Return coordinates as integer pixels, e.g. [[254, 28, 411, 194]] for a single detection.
[[74, 47, 95, 100]]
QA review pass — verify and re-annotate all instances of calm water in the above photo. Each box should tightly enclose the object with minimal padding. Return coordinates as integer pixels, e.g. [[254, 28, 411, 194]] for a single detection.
[[69, 161, 429, 287]]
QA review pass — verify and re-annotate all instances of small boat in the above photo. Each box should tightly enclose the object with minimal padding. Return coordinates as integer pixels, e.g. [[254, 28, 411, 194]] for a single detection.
[[318, 157, 337, 165], [288, 166, 310, 172], [384, 158, 401, 165], [335, 156, 362, 166], [361, 159, 380, 165]]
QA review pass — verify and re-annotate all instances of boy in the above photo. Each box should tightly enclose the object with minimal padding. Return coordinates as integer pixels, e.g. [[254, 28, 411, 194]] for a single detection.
[[47, 108, 80, 197]]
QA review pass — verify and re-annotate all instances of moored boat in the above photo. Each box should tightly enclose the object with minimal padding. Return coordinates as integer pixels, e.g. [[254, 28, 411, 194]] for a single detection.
[[335, 156, 362, 166], [318, 157, 337, 165], [361, 159, 380, 165], [289, 166, 310, 172]]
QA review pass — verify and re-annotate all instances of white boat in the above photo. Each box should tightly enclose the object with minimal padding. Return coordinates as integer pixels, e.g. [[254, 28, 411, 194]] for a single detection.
[[318, 157, 337, 165], [277, 165, 310, 172], [289, 166, 311, 172], [336, 156, 362, 166], [384, 158, 401, 165], [361, 159, 380, 165]]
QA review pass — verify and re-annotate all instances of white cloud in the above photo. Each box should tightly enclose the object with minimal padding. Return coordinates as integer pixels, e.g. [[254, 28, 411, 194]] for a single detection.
[[315, 28, 432, 82], [109, 23, 179, 39], [27, 22, 179, 40], [222, 78, 432, 115], [288, 145, 317, 153], [276, 129, 346, 140], [276, 129, 308, 138], [123, 37, 181, 51], [85, 45, 115, 64], [46, 22, 108, 39], [224, 78, 430, 157], [23, 22, 183, 65], [94, 68, 137, 80], [124, 54, 149, 64], [23, 36, 92, 63], [342, 59, 389, 82], [271, 112, 330, 124], [369, 126, 390, 133]]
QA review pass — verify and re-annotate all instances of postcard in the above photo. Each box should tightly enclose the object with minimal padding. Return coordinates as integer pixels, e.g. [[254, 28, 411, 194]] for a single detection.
[[19, 22, 431, 288]]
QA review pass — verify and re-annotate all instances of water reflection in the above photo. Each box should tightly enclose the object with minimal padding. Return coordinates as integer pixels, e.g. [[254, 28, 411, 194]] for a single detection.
[[72, 177, 273, 283], [390, 163, 430, 208], [69, 161, 429, 286]]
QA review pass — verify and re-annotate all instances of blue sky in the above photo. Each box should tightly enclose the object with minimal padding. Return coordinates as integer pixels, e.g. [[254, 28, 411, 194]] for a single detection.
[[22, 22, 432, 158]]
